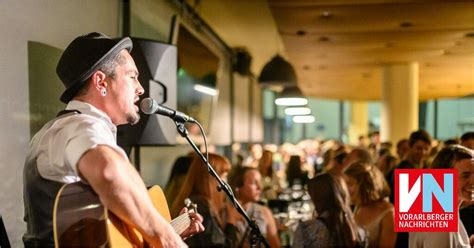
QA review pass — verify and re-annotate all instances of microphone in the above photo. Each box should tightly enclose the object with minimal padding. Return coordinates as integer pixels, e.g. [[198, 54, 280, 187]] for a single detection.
[[140, 98, 196, 123]]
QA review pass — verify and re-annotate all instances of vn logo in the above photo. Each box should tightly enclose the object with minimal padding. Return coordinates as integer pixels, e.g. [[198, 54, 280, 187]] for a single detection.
[[394, 169, 458, 232]]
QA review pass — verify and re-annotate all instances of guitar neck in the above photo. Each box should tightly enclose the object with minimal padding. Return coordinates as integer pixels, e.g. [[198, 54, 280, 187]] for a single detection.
[[170, 213, 191, 236]]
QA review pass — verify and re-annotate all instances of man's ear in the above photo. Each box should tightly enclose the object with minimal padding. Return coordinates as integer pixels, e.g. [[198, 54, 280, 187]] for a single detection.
[[90, 70, 108, 91]]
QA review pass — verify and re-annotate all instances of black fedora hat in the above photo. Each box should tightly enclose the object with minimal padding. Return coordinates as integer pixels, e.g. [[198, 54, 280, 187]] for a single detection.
[[56, 32, 133, 103]]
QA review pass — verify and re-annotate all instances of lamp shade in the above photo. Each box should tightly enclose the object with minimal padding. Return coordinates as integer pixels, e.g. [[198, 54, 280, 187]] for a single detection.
[[258, 55, 297, 87], [275, 86, 308, 106]]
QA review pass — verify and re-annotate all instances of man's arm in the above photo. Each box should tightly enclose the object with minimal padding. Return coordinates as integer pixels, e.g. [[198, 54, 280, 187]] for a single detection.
[[77, 145, 186, 247]]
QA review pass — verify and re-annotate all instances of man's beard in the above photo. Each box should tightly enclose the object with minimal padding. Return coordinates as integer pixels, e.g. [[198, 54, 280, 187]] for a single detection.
[[127, 111, 140, 125]]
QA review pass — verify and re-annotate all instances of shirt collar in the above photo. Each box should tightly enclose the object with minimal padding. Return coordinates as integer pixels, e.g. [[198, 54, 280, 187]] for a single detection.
[[66, 100, 117, 132]]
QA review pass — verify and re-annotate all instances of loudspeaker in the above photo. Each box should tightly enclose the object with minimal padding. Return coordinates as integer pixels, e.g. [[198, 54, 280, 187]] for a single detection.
[[117, 38, 177, 149], [232, 48, 252, 75]]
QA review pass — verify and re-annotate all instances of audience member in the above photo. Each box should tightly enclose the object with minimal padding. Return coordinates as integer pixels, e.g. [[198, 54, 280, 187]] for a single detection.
[[171, 153, 238, 247], [345, 162, 397, 247], [344, 148, 373, 167], [444, 138, 460, 146], [387, 130, 432, 203], [396, 139, 409, 160], [376, 147, 392, 167], [358, 135, 370, 148], [461, 131, 474, 149], [377, 154, 398, 176], [258, 150, 282, 199], [409, 145, 473, 247], [381, 141, 393, 151], [227, 167, 280, 248], [327, 150, 348, 176], [431, 145, 474, 238], [164, 153, 193, 204], [385, 130, 431, 247], [286, 155, 309, 188], [320, 148, 335, 172], [243, 143, 263, 168], [293, 173, 368, 247]]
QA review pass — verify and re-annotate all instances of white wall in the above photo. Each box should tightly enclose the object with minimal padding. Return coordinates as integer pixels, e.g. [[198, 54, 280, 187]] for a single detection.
[[0, 0, 118, 245]]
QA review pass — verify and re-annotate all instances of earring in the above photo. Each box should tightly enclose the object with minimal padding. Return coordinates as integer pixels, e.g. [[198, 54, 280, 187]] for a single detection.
[[101, 88, 107, 96]]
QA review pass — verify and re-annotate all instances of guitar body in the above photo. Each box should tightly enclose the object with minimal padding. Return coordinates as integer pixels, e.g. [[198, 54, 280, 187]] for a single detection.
[[53, 182, 172, 247]]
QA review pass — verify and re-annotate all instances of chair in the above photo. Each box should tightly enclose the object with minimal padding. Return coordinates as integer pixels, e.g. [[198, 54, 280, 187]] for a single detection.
[[0, 215, 11, 248]]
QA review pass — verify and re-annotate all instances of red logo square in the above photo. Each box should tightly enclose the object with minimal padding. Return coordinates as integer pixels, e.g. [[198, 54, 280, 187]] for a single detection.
[[394, 169, 458, 232]]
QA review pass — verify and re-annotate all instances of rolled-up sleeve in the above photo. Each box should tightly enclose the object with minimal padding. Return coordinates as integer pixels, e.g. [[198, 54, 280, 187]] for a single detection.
[[64, 119, 122, 175]]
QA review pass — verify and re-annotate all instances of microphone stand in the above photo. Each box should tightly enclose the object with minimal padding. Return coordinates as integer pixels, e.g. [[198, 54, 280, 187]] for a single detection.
[[174, 121, 270, 248]]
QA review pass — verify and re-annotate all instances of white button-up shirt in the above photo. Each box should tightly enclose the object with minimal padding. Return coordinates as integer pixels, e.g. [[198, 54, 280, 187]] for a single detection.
[[27, 100, 127, 183]]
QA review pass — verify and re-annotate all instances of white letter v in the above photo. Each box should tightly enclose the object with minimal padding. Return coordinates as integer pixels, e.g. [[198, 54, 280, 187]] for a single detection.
[[399, 173, 421, 212]]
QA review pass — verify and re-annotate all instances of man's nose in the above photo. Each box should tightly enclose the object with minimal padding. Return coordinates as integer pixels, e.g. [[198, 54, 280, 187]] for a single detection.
[[137, 82, 145, 95]]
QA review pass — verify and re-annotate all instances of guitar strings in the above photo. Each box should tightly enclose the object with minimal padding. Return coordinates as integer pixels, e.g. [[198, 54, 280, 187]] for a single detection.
[[171, 213, 192, 234]]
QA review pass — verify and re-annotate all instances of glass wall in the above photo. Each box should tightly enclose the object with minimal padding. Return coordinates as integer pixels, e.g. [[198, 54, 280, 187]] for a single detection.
[[263, 91, 345, 144], [425, 97, 474, 140]]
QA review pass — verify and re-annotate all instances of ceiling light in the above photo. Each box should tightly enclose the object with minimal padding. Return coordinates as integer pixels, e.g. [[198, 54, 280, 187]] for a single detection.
[[275, 86, 308, 106], [296, 30, 307, 36], [465, 32, 474, 38], [320, 11, 333, 19], [276, 97, 308, 106], [400, 21, 413, 28], [285, 107, 311, 115], [194, 84, 218, 96], [259, 55, 298, 87], [442, 50, 451, 55], [319, 36, 330, 42], [293, 115, 315, 123]]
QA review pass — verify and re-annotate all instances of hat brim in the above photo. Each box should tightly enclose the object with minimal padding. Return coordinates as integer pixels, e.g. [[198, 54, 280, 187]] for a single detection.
[[60, 37, 133, 103]]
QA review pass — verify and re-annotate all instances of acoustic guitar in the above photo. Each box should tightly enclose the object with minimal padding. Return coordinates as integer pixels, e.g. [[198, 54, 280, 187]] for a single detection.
[[52, 182, 195, 247]]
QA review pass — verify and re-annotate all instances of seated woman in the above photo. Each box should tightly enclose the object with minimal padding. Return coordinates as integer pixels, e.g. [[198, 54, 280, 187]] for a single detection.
[[344, 162, 396, 247], [228, 167, 280, 247], [258, 150, 282, 200], [286, 155, 309, 188], [293, 173, 368, 248], [409, 145, 473, 248], [171, 153, 238, 247], [164, 153, 193, 204]]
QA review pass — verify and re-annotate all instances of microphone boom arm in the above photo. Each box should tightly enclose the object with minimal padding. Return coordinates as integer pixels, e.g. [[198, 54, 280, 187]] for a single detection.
[[174, 120, 270, 248]]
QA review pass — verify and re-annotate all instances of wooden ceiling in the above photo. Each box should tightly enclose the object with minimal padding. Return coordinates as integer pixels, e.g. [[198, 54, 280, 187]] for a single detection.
[[267, 0, 474, 101]]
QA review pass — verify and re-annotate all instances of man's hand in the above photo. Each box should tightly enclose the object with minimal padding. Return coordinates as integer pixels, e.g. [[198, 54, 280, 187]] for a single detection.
[[154, 224, 188, 248], [179, 207, 205, 239]]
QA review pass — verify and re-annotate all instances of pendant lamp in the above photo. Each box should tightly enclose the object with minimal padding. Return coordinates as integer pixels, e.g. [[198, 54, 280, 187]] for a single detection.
[[275, 86, 308, 106], [258, 55, 297, 87]]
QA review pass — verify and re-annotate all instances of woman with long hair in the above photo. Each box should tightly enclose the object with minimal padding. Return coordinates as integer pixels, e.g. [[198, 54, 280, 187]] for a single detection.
[[286, 155, 308, 188], [164, 153, 193, 204], [258, 150, 282, 199], [171, 153, 238, 247], [344, 162, 396, 247], [228, 167, 280, 247], [293, 173, 367, 247]]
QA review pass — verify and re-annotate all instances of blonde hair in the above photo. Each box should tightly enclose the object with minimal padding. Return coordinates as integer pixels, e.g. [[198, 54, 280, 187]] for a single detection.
[[171, 153, 231, 225], [345, 162, 390, 206]]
